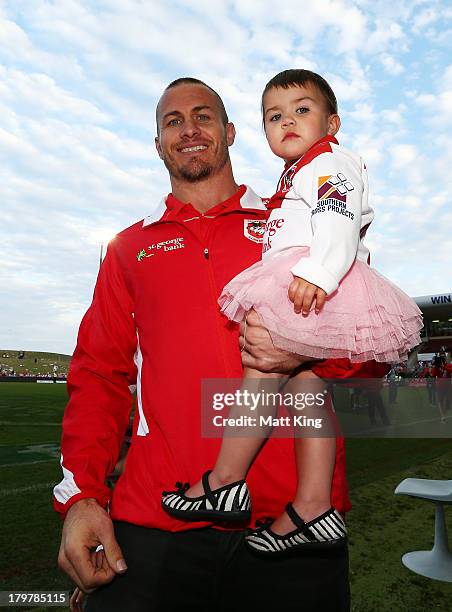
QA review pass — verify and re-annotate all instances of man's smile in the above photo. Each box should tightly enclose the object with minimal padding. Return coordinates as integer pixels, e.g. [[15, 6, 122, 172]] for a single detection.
[[177, 144, 209, 153]]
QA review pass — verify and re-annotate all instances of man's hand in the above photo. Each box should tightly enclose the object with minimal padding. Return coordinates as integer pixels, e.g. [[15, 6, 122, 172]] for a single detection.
[[288, 277, 326, 315], [58, 498, 127, 594], [240, 309, 307, 373], [69, 587, 84, 612]]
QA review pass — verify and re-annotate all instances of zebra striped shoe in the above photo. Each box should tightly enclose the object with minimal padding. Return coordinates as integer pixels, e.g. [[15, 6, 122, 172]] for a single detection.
[[245, 503, 347, 555], [161, 470, 251, 522]]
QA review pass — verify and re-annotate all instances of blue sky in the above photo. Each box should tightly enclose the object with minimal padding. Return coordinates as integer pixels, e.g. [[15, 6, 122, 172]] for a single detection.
[[0, 0, 451, 355]]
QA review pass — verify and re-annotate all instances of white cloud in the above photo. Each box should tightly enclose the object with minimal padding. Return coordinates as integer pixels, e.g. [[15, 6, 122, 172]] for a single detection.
[[233, 0, 368, 53], [380, 53, 405, 75], [412, 7, 439, 33], [365, 20, 406, 53], [327, 58, 372, 104], [390, 144, 418, 168], [0, 15, 84, 77], [380, 106, 406, 127], [443, 65, 452, 88], [407, 65, 452, 129], [0, 65, 109, 122], [346, 103, 375, 124]]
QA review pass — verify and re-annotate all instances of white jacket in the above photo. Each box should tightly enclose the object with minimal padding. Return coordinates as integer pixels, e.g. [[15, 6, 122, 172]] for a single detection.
[[263, 135, 374, 295]]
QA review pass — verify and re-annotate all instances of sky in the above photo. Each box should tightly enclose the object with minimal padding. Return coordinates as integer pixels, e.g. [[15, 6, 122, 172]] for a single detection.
[[0, 0, 451, 355]]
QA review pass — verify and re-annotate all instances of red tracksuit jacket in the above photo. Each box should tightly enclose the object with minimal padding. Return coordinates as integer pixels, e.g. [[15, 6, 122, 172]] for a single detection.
[[53, 185, 351, 529]]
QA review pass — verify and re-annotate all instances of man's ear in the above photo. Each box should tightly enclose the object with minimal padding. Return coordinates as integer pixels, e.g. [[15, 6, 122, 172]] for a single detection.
[[327, 114, 341, 136], [155, 136, 164, 160], [226, 122, 236, 146]]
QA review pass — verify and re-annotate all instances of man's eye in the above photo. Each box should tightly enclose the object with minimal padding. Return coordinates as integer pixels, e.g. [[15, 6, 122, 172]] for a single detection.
[[296, 107, 309, 114], [167, 118, 181, 126], [270, 113, 281, 122], [196, 114, 209, 121]]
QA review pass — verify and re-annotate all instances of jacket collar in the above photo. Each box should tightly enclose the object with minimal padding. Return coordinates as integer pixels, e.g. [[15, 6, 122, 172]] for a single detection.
[[142, 184, 265, 227], [281, 134, 339, 173], [267, 135, 339, 211]]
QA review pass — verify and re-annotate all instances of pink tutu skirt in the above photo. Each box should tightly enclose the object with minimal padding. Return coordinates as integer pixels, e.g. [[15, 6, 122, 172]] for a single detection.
[[219, 247, 423, 363]]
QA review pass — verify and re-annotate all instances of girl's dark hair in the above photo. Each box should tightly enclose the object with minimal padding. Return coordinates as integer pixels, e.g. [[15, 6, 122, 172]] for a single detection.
[[261, 69, 338, 122]]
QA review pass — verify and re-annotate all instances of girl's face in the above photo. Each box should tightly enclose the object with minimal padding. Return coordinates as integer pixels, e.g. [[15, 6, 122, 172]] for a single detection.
[[263, 83, 340, 163]]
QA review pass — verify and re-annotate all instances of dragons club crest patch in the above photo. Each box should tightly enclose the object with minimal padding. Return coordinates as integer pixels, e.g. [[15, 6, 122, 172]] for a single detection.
[[243, 219, 266, 243]]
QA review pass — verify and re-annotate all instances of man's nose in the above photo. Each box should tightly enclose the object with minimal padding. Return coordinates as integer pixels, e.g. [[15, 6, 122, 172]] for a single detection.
[[180, 119, 201, 138]]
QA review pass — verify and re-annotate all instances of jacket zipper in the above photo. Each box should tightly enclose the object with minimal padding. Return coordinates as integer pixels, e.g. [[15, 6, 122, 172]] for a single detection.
[[145, 210, 265, 377], [201, 221, 234, 377], [201, 212, 265, 378]]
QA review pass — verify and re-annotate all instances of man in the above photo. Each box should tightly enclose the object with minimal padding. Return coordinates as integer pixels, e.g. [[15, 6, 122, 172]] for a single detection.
[[387, 366, 398, 405], [431, 355, 451, 423], [55, 78, 351, 611]]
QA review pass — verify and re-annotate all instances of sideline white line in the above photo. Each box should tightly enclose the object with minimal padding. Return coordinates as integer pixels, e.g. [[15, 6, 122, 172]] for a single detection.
[[0, 481, 54, 497]]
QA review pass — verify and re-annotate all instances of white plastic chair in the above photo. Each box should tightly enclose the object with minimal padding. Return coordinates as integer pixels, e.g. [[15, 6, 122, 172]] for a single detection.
[[394, 478, 452, 582]]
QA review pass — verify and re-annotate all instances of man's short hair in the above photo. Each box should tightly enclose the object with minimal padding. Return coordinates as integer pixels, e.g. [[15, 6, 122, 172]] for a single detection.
[[261, 69, 338, 119], [156, 77, 229, 130]]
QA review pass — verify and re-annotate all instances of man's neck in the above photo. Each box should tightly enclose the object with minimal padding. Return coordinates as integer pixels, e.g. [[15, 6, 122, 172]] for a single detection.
[[170, 166, 240, 214]]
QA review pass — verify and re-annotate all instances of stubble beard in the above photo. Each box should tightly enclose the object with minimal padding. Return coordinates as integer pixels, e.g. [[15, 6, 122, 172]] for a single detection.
[[164, 140, 229, 183]]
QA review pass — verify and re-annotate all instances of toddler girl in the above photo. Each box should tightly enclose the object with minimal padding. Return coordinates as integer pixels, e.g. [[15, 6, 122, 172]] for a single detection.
[[162, 69, 423, 554]]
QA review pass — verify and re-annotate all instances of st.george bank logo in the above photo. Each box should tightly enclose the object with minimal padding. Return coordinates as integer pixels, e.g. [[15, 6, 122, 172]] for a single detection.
[[137, 237, 185, 261], [244, 219, 266, 243]]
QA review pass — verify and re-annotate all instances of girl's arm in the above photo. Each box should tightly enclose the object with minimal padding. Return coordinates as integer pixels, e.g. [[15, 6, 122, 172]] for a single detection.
[[290, 149, 367, 296]]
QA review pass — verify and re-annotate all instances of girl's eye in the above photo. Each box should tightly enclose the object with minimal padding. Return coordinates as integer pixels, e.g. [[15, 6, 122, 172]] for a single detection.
[[270, 113, 281, 122], [296, 106, 309, 114]]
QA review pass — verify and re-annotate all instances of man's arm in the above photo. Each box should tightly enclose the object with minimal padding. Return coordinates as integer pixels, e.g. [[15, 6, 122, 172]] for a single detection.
[[54, 243, 137, 516], [55, 241, 137, 590]]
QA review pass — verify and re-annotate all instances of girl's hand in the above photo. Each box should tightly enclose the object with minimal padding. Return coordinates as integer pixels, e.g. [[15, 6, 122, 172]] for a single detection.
[[288, 277, 326, 315]]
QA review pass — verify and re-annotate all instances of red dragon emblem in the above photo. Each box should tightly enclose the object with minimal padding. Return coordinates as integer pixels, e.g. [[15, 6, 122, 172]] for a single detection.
[[244, 219, 266, 243]]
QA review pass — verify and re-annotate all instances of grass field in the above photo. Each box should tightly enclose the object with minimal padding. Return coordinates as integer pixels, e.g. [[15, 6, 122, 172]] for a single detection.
[[332, 382, 452, 439], [1, 382, 452, 611]]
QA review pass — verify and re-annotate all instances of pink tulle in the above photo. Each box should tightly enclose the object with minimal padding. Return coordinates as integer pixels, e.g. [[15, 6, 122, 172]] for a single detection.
[[219, 247, 423, 363]]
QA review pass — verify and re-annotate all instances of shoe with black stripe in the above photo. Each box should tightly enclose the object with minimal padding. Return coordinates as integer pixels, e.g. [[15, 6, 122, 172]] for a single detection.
[[245, 503, 346, 555], [161, 470, 251, 522]]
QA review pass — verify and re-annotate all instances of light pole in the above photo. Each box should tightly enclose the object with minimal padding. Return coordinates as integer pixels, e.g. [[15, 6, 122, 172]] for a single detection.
[[95, 230, 116, 272]]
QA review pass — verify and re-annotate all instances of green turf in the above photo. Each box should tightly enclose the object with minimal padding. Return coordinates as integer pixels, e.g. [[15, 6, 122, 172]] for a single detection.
[[1, 383, 452, 611], [0, 382, 69, 411], [346, 438, 452, 489], [0, 349, 71, 376], [0, 384, 70, 611], [333, 384, 452, 438], [348, 451, 452, 611], [0, 384, 67, 447]]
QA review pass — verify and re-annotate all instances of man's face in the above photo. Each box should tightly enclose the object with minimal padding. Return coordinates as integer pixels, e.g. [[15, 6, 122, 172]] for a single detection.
[[155, 84, 235, 182]]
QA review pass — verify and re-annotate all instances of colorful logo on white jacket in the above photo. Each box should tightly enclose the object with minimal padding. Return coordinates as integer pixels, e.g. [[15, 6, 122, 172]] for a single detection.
[[318, 173, 354, 205], [244, 219, 266, 243]]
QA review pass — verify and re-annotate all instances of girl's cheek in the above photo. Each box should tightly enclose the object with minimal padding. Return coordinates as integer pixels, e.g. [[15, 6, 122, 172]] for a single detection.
[[265, 126, 276, 142]]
